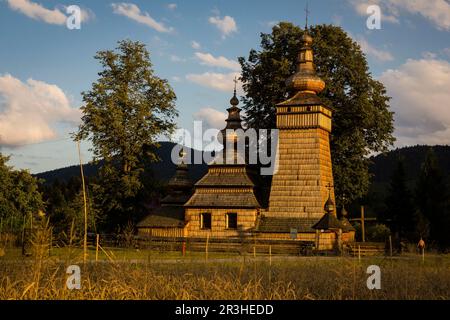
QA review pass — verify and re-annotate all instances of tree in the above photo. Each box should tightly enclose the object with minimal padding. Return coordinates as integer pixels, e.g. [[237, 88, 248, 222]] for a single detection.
[[384, 158, 415, 242], [74, 40, 178, 230], [415, 149, 450, 250], [41, 177, 98, 239], [239, 23, 394, 203], [0, 154, 44, 232]]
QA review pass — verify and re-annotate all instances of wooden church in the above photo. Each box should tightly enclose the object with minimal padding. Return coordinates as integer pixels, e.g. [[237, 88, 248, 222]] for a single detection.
[[137, 27, 355, 251]]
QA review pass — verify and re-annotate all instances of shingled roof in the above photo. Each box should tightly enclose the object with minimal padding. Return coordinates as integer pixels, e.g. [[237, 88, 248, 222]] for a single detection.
[[339, 217, 356, 232], [185, 190, 261, 208], [137, 206, 185, 228], [137, 152, 192, 229], [194, 166, 256, 187], [312, 212, 346, 230]]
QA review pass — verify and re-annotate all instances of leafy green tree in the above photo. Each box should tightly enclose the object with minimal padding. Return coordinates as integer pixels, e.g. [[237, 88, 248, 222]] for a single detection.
[[415, 149, 450, 250], [41, 177, 98, 239], [384, 158, 416, 241], [239, 23, 394, 203], [0, 154, 44, 232], [74, 40, 178, 231]]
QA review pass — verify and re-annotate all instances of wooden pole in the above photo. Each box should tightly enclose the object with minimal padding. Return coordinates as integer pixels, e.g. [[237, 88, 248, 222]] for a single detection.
[[422, 247, 425, 263], [96, 234, 99, 262], [21, 214, 26, 246], [269, 245, 272, 266], [360, 206, 365, 242], [389, 235, 393, 257], [205, 233, 209, 261], [77, 140, 88, 264], [358, 245, 361, 263], [49, 232, 52, 256], [253, 246, 256, 258]]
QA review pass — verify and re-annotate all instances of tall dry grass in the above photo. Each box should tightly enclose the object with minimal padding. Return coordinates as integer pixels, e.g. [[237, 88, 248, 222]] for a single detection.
[[1, 253, 449, 300]]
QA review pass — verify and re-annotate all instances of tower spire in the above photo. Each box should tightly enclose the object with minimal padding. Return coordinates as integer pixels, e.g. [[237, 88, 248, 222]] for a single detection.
[[285, 9, 325, 96], [305, 2, 309, 31], [225, 80, 242, 129]]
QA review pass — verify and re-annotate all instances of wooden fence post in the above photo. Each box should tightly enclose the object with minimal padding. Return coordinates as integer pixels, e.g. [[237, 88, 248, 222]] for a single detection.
[[96, 234, 99, 262], [205, 233, 209, 261], [269, 245, 272, 266], [389, 235, 393, 257], [361, 206, 365, 242]]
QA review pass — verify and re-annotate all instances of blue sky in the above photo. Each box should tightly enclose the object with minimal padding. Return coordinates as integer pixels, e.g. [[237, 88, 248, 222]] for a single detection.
[[0, 0, 449, 173]]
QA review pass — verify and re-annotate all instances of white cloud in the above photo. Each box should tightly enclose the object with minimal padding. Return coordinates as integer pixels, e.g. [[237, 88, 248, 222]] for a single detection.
[[351, 1, 399, 23], [442, 48, 450, 58], [111, 3, 174, 33], [171, 76, 181, 82], [79, 7, 95, 24], [186, 72, 240, 92], [356, 36, 394, 62], [393, 0, 450, 31], [167, 3, 177, 10], [348, 0, 450, 30], [422, 51, 437, 59], [194, 52, 240, 71], [193, 107, 227, 129], [7, 0, 66, 24], [379, 58, 450, 146], [0, 74, 81, 147], [191, 41, 201, 50], [7, 0, 94, 25], [208, 15, 237, 38], [170, 55, 185, 62]]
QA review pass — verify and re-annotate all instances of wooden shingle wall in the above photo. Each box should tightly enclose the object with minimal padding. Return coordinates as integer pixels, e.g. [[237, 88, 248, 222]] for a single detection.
[[267, 127, 335, 219], [184, 208, 258, 238]]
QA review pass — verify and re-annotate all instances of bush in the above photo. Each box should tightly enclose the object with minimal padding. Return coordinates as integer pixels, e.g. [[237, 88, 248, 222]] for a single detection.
[[367, 224, 391, 242]]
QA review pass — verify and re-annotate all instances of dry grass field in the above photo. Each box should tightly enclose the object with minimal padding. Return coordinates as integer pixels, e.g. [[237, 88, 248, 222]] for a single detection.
[[1, 245, 449, 300]]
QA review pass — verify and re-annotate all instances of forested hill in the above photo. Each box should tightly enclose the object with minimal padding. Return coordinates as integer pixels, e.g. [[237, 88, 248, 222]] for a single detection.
[[369, 145, 450, 185], [36, 143, 450, 187], [35, 141, 208, 184]]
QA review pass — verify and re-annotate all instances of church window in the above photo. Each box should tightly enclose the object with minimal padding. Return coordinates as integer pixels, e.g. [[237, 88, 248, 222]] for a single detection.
[[200, 213, 211, 229], [226, 213, 238, 229]]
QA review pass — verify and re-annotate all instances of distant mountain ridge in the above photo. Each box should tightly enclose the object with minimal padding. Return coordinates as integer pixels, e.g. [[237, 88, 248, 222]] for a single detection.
[[35, 142, 208, 184], [36, 143, 450, 188], [369, 145, 450, 185]]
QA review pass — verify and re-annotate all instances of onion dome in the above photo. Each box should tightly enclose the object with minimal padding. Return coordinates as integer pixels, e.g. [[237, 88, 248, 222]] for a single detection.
[[166, 148, 191, 191], [286, 29, 325, 95], [324, 193, 335, 215], [224, 84, 243, 131], [339, 206, 348, 219], [219, 82, 243, 144]]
